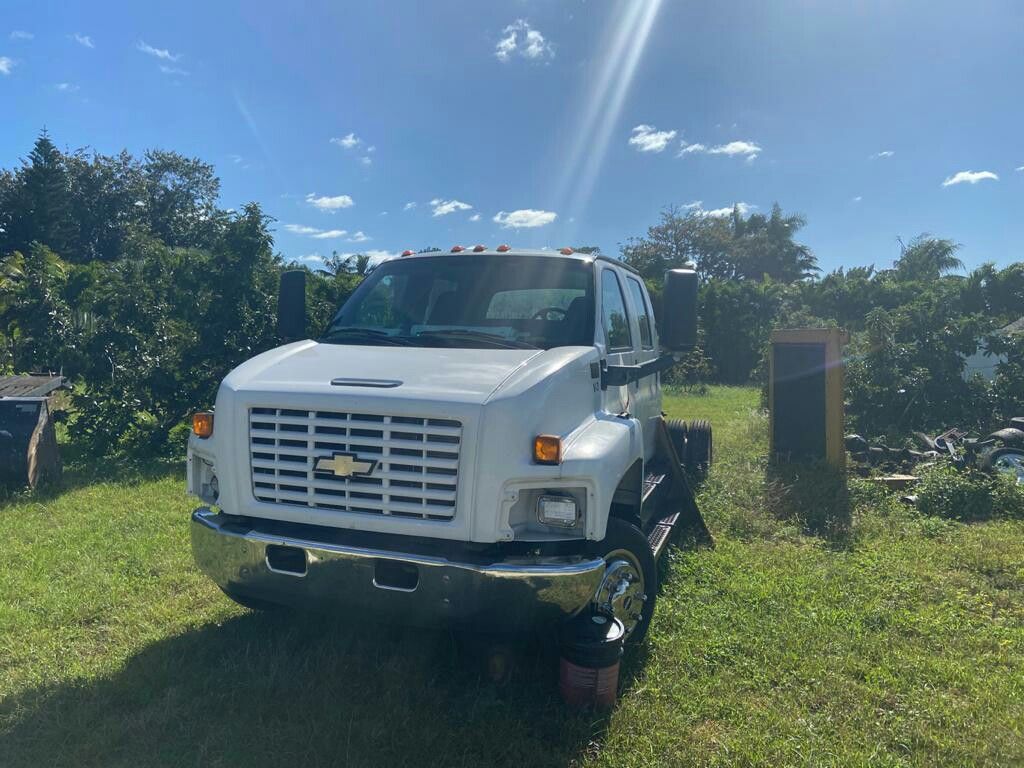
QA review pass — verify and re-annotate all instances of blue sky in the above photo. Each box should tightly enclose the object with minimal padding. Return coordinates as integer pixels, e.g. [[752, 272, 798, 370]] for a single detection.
[[2, 0, 1022, 272]]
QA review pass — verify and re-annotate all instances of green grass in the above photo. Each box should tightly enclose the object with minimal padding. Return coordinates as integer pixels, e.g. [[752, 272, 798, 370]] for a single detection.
[[2, 386, 1023, 766]]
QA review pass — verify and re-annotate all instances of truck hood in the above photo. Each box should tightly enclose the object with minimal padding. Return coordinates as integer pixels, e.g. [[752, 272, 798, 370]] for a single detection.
[[221, 340, 546, 405]]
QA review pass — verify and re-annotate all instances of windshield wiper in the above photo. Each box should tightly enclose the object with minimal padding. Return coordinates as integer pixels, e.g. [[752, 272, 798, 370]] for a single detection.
[[413, 329, 537, 350], [319, 327, 412, 346]]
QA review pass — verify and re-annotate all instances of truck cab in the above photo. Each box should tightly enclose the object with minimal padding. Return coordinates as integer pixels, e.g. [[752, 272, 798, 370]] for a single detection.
[[187, 248, 707, 641]]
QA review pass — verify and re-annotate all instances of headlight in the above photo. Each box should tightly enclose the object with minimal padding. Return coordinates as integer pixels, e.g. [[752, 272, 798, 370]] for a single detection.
[[538, 494, 579, 527]]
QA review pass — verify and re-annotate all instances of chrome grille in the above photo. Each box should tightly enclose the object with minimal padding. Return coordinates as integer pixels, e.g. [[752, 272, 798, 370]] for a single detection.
[[249, 407, 461, 520]]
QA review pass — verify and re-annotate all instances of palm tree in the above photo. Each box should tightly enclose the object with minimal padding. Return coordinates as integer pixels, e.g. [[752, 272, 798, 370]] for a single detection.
[[346, 253, 372, 276], [733, 203, 819, 282], [895, 235, 964, 280]]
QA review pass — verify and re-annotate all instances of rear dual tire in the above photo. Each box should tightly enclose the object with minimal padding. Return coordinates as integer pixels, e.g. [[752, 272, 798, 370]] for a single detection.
[[666, 418, 713, 475]]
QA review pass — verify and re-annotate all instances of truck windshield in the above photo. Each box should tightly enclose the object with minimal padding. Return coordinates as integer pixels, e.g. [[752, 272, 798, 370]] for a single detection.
[[323, 255, 595, 350]]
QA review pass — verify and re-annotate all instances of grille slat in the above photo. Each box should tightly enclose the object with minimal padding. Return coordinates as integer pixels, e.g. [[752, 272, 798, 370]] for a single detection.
[[249, 416, 462, 437], [251, 458, 456, 483], [248, 428, 459, 454], [248, 408, 461, 521]]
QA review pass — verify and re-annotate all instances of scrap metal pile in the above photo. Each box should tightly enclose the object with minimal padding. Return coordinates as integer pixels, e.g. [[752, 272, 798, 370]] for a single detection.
[[846, 417, 1024, 484]]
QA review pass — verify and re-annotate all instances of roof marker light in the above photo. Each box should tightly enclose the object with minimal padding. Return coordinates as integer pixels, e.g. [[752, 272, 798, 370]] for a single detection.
[[472, 244, 487, 252], [496, 244, 511, 253], [560, 247, 575, 255], [401, 249, 415, 257], [451, 245, 466, 253]]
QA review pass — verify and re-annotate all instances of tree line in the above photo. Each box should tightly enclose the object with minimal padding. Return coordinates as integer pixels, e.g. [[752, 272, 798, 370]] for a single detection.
[[624, 206, 1023, 436], [1, 131, 1022, 454], [0, 132, 362, 453]]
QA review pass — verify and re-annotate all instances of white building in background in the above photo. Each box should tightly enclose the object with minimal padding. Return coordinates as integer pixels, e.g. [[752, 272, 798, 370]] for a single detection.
[[963, 317, 1024, 380]]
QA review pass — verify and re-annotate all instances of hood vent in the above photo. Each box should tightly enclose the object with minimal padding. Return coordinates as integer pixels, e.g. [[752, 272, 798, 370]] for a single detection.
[[330, 378, 403, 388]]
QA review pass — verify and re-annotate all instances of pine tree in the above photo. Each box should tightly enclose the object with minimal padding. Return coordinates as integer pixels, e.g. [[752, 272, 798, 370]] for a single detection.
[[5, 131, 73, 256]]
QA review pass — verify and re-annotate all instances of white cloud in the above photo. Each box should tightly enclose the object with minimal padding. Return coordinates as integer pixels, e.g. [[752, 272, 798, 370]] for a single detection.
[[9, 31, 33, 41], [629, 124, 677, 153], [364, 249, 399, 265], [1016, 166, 1024, 172], [430, 198, 473, 217], [349, 231, 370, 242], [159, 64, 188, 76], [708, 141, 762, 160], [72, 33, 94, 49], [403, 201, 417, 211], [494, 20, 553, 62], [55, 82, 79, 92], [522, 28, 551, 59], [360, 156, 372, 166], [284, 223, 348, 239], [852, 196, 863, 202], [683, 200, 703, 210], [679, 140, 762, 161], [137, 40, 181, 61], [295, 253, 325, 264], [495, 29, 517, 61], [283, 224, 322, 235], [689, 202, 756, 218], [493, 209, 558, 228], [0, 57, 14, 75], [330, 132, 361, 149], [468, 213, 481, 222], [941, 170, 998, 187], [871, 150, 895, 159], [306, 192, 354, 211]]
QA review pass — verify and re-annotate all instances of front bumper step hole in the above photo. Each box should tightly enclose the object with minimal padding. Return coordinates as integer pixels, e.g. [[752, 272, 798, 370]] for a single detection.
[[265, 544, 307, 576], [374, 560, 419, 592]]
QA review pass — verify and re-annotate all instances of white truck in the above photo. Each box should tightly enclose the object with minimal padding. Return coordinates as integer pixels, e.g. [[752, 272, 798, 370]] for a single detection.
[[187, 247, 710, 642]]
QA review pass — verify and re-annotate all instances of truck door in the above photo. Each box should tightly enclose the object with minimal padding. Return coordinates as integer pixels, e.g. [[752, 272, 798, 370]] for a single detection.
[[624, 275, 661, 458], [597, 267, 635, 418]]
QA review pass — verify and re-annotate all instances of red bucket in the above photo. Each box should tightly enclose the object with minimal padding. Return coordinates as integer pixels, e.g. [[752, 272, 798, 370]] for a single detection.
[[558, 613, 625, 709]]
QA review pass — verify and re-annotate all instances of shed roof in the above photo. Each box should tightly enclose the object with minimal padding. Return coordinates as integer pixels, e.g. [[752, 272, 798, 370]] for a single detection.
[[999, 317, 1024, 335], [0, 375, 64, 398]]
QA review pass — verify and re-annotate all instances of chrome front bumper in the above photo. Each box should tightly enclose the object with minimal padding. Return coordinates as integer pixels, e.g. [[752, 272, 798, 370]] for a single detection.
[[191, 508, 605, 628]]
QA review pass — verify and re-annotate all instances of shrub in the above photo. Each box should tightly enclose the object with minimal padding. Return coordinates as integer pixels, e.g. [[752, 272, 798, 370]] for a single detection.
[[915, 464, 1024, 521]]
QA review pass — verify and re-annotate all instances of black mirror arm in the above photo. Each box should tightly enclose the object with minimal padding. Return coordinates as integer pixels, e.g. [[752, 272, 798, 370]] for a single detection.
[[601, 354, 678, 389]]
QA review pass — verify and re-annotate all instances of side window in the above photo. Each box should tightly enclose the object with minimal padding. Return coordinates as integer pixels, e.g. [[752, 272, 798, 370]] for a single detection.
[[626, 277, 653, 349], [600, 270, 633, 351]]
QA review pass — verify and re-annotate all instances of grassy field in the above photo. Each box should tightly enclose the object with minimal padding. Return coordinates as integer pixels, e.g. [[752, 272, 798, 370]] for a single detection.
[[1, 387, 1022, 767]]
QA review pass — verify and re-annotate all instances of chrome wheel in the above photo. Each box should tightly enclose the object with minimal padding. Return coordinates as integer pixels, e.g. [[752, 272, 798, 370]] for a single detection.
[[593, 548, 647, 637]]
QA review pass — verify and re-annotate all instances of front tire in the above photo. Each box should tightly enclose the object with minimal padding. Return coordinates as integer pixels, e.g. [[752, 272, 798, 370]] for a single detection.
[[591, 518, 658, 643]]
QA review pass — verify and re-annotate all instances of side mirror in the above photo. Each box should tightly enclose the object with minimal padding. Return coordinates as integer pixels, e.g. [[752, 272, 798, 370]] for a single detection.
[[277, 270, 307, 341], [660, 268, 698, 352]]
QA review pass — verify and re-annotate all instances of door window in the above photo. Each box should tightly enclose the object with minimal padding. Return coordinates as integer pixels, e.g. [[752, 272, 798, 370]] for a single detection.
[[626, 277, 654, 349], [601, 270, 633, 351]]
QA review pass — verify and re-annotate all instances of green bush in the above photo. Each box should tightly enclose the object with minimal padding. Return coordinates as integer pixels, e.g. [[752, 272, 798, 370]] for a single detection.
[[915, 464, 1024, 521]]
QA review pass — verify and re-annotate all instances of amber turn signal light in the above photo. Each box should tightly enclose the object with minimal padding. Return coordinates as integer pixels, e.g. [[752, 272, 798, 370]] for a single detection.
[[192, 411, 214, 438], [533, 434, 562, 465]]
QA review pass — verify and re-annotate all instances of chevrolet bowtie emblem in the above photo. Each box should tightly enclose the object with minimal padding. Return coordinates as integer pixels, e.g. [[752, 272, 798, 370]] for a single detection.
[[314, 452, 377, 478]]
